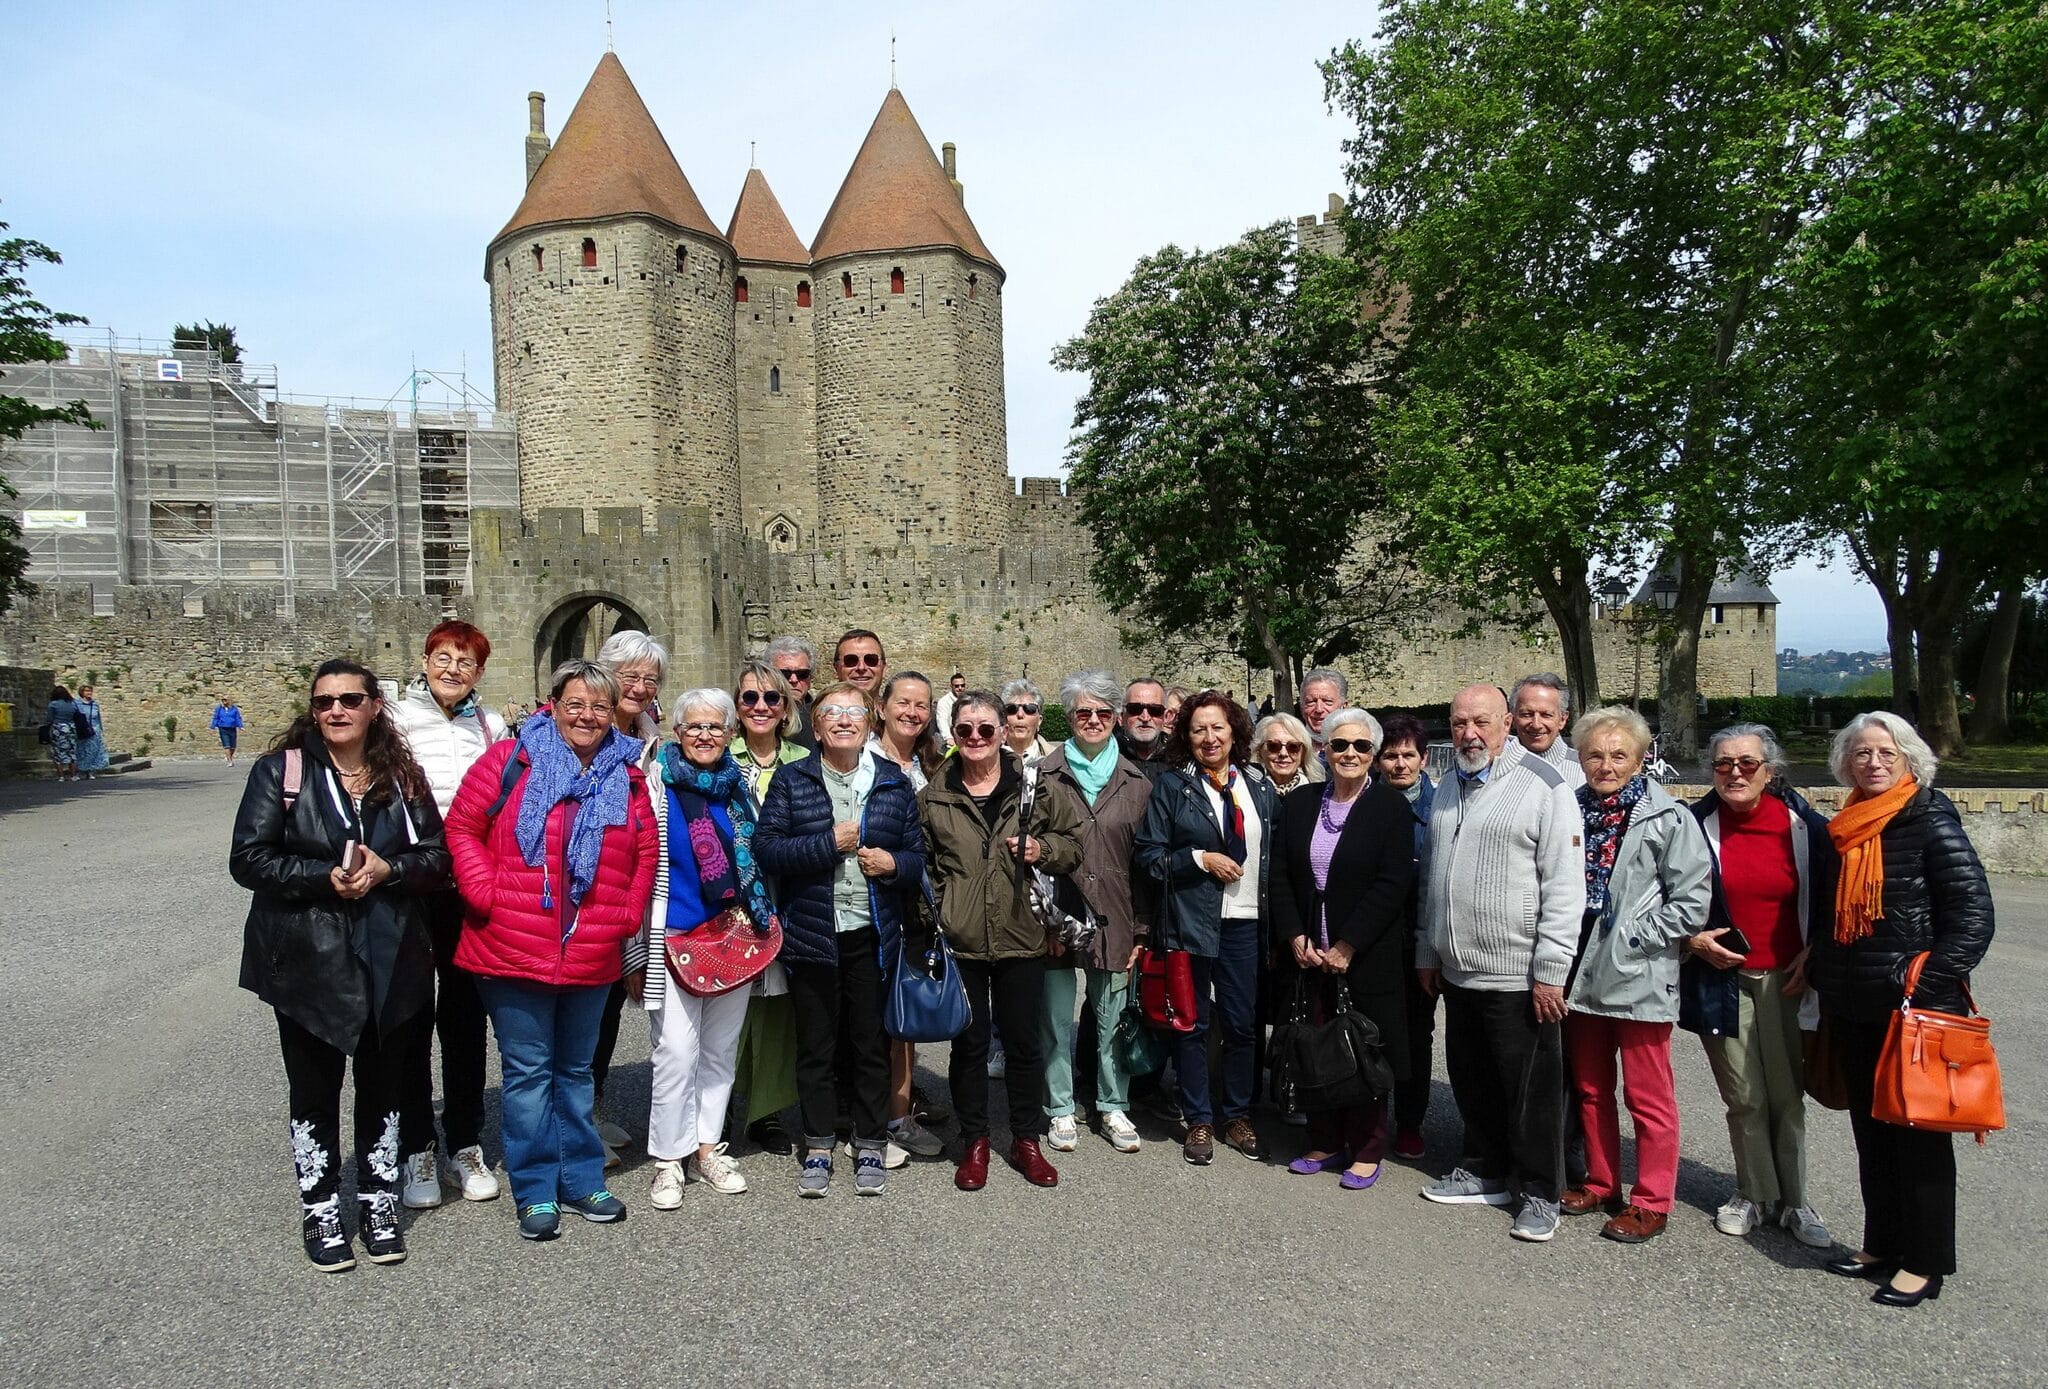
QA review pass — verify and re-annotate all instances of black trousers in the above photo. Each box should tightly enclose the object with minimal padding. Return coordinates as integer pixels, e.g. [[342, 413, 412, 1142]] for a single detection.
[[1839, 1016, 1958, 1276], [399, 890, 491, 1155], [590, 979, 630, 1103], [1394, 941, 1437, 1131], [951, 956, 1050, 1142], [788, 928, 891, 1147], [1442, 982, 1564, 1202], [278, 1008, 421, 1207]]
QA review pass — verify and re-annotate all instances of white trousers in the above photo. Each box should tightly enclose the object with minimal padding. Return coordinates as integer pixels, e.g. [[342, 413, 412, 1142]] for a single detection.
[[647, 987, 751, 1160]]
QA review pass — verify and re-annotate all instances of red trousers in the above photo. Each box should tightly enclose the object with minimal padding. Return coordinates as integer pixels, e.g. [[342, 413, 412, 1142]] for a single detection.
[[1565, 1013, 1679, 1214]]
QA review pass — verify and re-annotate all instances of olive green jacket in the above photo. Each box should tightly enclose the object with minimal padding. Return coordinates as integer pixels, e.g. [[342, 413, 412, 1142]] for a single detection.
[[918, 752, 1083, 962]]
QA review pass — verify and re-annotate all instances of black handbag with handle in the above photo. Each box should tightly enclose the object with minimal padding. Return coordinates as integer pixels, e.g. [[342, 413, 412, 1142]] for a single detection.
[[1270, 972, 1393, 1114]]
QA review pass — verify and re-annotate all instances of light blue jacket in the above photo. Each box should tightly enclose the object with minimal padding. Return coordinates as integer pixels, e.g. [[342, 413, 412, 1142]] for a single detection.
[[1566, 779, 1713, 1023]]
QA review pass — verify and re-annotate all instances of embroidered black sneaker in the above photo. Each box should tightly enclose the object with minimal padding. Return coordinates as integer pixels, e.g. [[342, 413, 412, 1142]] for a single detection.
[[302, 1198, 357, 1272], [358, 1192, 407, 1264]]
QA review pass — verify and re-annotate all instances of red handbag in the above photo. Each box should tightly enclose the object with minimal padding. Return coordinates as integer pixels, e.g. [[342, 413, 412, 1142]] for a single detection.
[[1872, 952, 2004, 1143], [1137, 944, 1198, 1033], [666, 905, 782, 998]]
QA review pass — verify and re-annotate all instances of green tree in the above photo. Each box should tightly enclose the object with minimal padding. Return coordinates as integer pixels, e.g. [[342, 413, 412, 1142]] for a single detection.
[[1052, 222, 1414, 708], [170, 320, 240, 363], [1, 223, 97, 614]]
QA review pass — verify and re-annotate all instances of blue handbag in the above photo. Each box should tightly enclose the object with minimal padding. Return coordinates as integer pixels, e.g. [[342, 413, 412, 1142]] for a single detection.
[[884, 873, 971, 1042]]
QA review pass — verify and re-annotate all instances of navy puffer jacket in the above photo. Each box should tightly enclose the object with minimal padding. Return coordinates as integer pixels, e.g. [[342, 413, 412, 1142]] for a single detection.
[[755, 750, 927, 970]]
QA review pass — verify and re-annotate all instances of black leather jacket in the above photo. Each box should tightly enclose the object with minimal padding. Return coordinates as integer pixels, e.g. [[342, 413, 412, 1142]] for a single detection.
[[1809, 787, 1994, 1024]]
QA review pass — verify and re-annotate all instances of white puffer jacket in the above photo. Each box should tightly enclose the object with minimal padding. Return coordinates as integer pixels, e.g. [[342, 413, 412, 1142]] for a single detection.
[[384, 677, 507, 814]]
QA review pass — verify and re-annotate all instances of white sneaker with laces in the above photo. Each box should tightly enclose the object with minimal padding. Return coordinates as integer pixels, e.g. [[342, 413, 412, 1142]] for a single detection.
[[1046, 1115, 1079, 1152], [1101, 1110, 1141, 1153], [690, 1142, 748, 1195], [1715, 1195, 1760, 1236], [649, 1159, 686, 1209], [1780, 1202, 1831, 1248], [890, 1116, 944, 1157], [401, 1149, 443, 1209], [445, 1145, 500, 1201]]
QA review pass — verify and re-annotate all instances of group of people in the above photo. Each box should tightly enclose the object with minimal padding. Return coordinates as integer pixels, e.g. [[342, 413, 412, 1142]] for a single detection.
[[229, 630, 1995, 1312], [40, 683, 108, 781]]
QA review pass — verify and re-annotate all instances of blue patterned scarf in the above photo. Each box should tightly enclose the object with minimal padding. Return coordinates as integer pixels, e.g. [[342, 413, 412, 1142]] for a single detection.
[[514, 714, 640, 911], [659, 745, 779, 936], [1579, 773, 1648, 917]]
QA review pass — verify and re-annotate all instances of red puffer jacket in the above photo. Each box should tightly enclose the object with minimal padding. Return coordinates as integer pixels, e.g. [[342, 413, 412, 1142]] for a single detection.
[[447, 739, 658, 987]]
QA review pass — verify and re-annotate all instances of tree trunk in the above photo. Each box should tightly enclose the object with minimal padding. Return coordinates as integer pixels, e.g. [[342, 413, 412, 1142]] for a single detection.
[[1911, 554, 1976, 758], [1967, 585, 2023, 744], [1533, 562, 1600, 722], [1846, 529, 1918, 715], [1655, 547, 1719, 762], [1248, 602, 1297, 712]]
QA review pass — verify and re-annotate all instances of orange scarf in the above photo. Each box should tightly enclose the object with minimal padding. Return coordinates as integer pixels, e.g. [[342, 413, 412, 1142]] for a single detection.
[[1826, 776, 1918, 945]]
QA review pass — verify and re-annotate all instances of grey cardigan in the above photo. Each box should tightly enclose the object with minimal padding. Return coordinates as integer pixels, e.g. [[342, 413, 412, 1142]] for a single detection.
[[1566, 779, 1713, 1022]]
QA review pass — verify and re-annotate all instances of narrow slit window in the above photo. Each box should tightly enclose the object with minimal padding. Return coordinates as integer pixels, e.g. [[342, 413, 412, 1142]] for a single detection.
[[675, 245, 687, 271], [842, 272, 853, 298], [734, 276, 749, 303], [890, 267, 905, 295], [532, 245, 544, 272], [769, 366, 781, 394], [967, 272, 978, 300], [796, 280, 811, 308]]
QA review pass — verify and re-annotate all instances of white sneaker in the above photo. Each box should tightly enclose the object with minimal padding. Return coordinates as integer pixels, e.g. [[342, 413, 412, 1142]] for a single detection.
[[1715, 1195, 1760, 1236], [1780, 1203, 1832, 1248], [401, 1150, 443, 1209], [649, 1159, 685, 1210], [1046, 1115, 1079, 1152], [690, 1143, 748, 1194], [596, 1116, 631, 1149], [1101, 1109, 1141, 1153], [445, 1145, 500, 1201], [890, 1116, 944, 1157], [843, 1138, 909, 1170]]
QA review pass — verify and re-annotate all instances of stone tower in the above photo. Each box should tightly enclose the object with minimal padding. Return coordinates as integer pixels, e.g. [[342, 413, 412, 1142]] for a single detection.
[[809, 89, 1009, 550], [727, 168, 819, 550], [485, 53, 740, 527]]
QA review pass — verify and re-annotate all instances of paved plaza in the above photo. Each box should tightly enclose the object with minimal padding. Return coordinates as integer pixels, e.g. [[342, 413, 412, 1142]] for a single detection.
[[2, 760, 2043, 1386]]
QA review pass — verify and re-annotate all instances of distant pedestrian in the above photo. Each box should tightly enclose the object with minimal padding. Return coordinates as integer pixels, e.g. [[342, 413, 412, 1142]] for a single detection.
[[212, 697, 244, 763], [45, 685, 80, 782], [73, 684, 109, 778]]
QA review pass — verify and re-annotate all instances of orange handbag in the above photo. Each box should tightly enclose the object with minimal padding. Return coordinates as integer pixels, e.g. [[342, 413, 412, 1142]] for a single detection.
[[1872, 952, 2004, 1143]]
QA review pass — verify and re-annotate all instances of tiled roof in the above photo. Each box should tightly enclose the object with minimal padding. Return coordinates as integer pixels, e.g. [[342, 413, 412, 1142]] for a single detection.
[[726, 168, 810, 267], [493, 53, 723, 247], [1632, 559, 1781, 606], [811, 89, 998, 268]]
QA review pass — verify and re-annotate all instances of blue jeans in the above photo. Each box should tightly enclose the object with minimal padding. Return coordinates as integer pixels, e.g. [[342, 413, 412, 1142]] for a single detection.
[[475, 976, 610, 1209], [1176, 916, 1260, 1126]]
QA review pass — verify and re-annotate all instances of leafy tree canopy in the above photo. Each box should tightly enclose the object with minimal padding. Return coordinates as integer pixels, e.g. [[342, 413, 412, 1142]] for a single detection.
[[171, 320, 240, 363], [1, 221, 98, 614]]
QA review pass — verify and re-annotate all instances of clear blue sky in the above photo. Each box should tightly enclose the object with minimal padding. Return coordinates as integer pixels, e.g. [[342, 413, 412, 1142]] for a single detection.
[[0, 0, 1887, 650]]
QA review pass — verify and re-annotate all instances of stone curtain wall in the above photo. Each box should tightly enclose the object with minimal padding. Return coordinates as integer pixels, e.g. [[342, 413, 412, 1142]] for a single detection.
[[733, 262, 820, 546]]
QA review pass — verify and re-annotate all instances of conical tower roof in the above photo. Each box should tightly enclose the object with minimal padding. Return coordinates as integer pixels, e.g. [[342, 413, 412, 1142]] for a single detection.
[[493, 53, 724, 247], [812, 89, 999, 269], [726, 168, 810, 267]]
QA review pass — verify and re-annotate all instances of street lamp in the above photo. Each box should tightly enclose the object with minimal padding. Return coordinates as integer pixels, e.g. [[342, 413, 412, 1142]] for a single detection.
[[1598, 577, 1629, 614], [1650, 575, 1680, 611]]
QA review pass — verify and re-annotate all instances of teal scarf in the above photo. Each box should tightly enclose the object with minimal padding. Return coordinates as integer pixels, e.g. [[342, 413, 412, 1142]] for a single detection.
[[1065, 737, 1118, 806]]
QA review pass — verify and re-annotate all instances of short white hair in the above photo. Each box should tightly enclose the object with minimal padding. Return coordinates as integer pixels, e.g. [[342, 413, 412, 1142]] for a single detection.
[[765, 634, 816, 666], [1000, 678, 1042, 705], [1705, 723, 1785, 775], [1830, 711, 1938, 789], [1060, 668, 1121, 715], [1571, 705, 1653, 759], [596, 630, 669, 679], [672, 687, 738, 732], [1301, 668, 1348, 700], [1322, 706, 1383, 749]]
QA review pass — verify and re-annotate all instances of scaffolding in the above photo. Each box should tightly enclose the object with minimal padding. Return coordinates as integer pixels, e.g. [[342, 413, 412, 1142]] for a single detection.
[[1, 333, 518, 607]]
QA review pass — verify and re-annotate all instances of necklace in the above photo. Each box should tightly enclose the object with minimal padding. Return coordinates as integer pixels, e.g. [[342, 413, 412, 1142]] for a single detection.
[[1319, 780, 1368, 833]]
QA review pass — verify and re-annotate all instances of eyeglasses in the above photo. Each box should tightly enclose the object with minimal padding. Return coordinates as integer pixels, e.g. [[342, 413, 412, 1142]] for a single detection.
[[427, 652, 479, 674], [1070, 706, 1115, 723], [775, 666, 813, 683], [1851, 747, 1900, 764], [1124, 702, 1167, 719], [681, 721, 727, 737], [1003, 702, 1040, 717], [1326, 738, 1375, 755], [557, 700, 613, 718], [1711, 756, 1765, 775], [311, 691, 370, 712], [1264, 740, 1303, 756], [739, 689, 784, 709], [817, 703, 868, 721], [954, 722, 999, 742], [839, 653, 883, 669], [616, 672, 661, 691]]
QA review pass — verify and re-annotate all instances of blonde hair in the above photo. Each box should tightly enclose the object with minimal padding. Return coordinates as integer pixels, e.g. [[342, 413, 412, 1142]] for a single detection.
[[1570, 704, 1653, 759]]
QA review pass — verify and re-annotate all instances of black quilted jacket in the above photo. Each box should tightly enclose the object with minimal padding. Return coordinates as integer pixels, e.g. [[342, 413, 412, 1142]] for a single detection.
[[1809, 788, 1995, 1024]]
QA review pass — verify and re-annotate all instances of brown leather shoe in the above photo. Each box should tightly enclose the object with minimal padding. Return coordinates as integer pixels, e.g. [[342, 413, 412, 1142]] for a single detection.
[[1600, 1204, 1669, 1243], [1183, 1123, 1215, 1165], [1220, 1116, 1262, 1160], [1561, 1185, 1623, 1216]]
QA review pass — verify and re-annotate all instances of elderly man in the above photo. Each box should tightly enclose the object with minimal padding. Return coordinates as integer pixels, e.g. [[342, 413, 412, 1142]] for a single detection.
[[1511, 673, 1585, 788], [833, 629, 887, 696], [768, 634, 819, 749], [1416, 684, 1585, 1243], [1298, 667, 1347, 747], [1114, 677, 1172, 778]]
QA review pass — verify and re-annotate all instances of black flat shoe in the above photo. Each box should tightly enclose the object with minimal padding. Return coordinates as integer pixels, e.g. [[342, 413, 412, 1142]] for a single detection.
[[1824, 1255, 1898, 1280], [1873, 1275, 1943, 1307], [747, 1115, 794, 1156]]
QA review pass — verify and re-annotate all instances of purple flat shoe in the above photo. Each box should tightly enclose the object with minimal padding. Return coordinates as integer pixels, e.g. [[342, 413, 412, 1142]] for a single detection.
[[1288, 1153, 1349, 1175], [1338, 1164, 1382, 1190]]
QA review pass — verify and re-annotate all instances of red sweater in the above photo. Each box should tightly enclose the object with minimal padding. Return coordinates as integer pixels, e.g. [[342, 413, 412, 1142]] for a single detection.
[[1717, 793, 1801, 970]]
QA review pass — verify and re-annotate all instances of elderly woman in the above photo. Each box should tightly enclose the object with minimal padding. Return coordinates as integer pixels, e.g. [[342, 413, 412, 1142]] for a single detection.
[[1136, 690, 1279, 1165], [1252, 712, 1322, 796], [632, 690, 781, 1209], [445, 659, 658, 1241], [1269, 707, 1415, 1189], [230, 659, 449, 1269], [1036, 669, 1154, 1154], [73, 684, 109, 778], [388, 620, 510, 1208], [45, 685, 80, 782], [1811, 712, 1994, 1307], [1000, 678, 1056, 766], [920, 690, 1083, 1190], [1162, 686, 1193, 735], [1376, 713, 1438, 1159], [1681, 724, 1837, 1247], [1559, 706, 1712, 1244], [755, 682, 926, 1198]]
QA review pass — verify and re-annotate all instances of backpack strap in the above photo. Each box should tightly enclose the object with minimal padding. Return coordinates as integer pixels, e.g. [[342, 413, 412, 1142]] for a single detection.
[[485, 748, 527, 821], [281, 747, 303, 813]]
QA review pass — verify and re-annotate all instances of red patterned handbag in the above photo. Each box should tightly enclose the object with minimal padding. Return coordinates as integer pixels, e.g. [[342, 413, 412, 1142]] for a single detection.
[[666, 905, 783, 998]]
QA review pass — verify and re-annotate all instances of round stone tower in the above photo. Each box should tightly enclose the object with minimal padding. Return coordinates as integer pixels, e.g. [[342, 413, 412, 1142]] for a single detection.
[[727, 167, 819, 550], [485, 53, 739, 526], [809, 89, 1008, 551]]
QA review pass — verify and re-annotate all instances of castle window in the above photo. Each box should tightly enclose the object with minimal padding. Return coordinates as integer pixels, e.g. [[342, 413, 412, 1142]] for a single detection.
[[581, 238, 597, 268], [1712, 604, 1726, 625], [769, 366, 781, 394], [532, 246, 544, 272], [675, 245, 687, 271], [842, 272, 853, 298], [734, 276, 749, 304], [968, 273, 978, 300], [890, 267, 905, 295], [796, 280, 811, 308]]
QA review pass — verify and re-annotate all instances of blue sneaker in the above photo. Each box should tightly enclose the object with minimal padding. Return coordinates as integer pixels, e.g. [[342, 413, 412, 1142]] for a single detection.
[[562, 1189, 627, 1223], [518, 1201, 561, 1241]]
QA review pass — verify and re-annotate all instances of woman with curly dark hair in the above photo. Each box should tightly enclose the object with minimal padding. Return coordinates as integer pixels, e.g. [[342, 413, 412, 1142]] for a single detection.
[[1135, 690, 1277, 1165], [230, 658, 450, 1271]]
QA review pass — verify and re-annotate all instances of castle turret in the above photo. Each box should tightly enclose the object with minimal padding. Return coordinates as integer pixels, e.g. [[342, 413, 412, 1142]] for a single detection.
[[810, 90, 1008, 550], [728, 168, 819, 550], [485, 53, 740, 526]]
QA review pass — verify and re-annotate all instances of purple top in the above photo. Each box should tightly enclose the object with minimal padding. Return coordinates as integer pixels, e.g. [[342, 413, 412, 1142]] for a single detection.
[[1310, 791, 1360, 947]]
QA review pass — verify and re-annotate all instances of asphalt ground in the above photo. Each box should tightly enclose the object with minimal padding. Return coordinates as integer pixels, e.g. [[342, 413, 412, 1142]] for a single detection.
[[2, 760, 2043, 1387]]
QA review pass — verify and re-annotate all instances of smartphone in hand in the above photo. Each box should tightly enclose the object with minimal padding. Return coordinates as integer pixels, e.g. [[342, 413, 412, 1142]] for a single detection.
[[1718, 926, 1753, 956], [341, 839, 363, 874]]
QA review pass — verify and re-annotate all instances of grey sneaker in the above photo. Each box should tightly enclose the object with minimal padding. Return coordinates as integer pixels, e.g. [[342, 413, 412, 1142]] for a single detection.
[[1511, 1196, 1562, 1242], [890, 1116, 944, 1158], [854, 1146, 887, 1196], [842, 1138, 909, 1169], [1421, 1166, 1515, 1206], [1780, 1202, 1832, 1248], [797, 1150, 832, 1198]]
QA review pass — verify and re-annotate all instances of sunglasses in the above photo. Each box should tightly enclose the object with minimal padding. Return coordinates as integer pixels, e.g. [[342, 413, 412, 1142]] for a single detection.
[[839, 653, 883, 669], [954, 722, 999, 742], [1711, 757, 1765, 774], [776, 666, 813, 683], [1124, 702, 1167, 719], [1264, 740, 1304, 756], [311, 691, 370, 712], [1003, 702, 1040, 716], [739, 689, 784, 708], [1071, 706, 1115, 722], [1326, 737, 1375, 755]]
